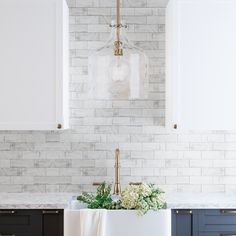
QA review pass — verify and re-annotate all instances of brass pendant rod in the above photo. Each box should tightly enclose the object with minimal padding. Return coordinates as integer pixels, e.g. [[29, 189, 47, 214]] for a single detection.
[[116, 0, 121, 42], [114, 0, 123, 56]]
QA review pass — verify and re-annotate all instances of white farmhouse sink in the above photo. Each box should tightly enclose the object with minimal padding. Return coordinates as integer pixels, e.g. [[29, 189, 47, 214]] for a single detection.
[[64, 209, 171, 236]]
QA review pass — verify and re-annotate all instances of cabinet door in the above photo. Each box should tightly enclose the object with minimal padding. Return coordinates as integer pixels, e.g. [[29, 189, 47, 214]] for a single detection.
[[0, 210, 42, 236], [166, 0, 236, 130], [0, 0, 69, 130], [172, 210, 193, 236], [42, 210, 63, 236]]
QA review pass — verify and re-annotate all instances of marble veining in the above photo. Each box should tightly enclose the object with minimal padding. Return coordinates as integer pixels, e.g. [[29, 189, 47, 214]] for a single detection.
[[1, 193, 236, 209], [0, 193, 72, 209], [166, 192, 236, 209]]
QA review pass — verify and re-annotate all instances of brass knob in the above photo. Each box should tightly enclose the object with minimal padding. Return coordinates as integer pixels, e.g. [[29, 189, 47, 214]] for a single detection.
[[173, 124, 177, 129], [57, 124, 62, 129]]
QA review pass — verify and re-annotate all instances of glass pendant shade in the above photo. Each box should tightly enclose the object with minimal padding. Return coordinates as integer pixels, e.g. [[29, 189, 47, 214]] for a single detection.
[[88, 22, 149, 100]]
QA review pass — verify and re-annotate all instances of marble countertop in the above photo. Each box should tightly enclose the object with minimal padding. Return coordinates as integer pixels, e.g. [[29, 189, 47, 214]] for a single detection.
[[0, 193, 72, 209], [166, 192, 236, 209], [1, 192, 236, 209]]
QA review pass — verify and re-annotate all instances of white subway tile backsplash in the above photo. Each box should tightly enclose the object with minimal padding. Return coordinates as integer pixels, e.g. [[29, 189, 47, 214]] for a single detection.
[[202, 185, 225, 193], [147, 0, 167, 7], [190, 176, 213, 184], [123, 0, 147, 8], [166, 176, 189, 184], [190, 160, 213, 168], [34, 176, 72, 184], [214, 160, 236, 168], [0, 143, 12, 151], [1, 0, 236, 193], [177, 184, 201, 192], [131, 168, 154, 176], [166, 160, 189, 168], [178, 168, 201, 176], [12, 176, 34, 185], [135, 8, 153, 16], [0, 160, 10, 168], [202, 151, 224, 160], [88, 8, 111, 15], [76, 0, 99, 8], [202, 168, 224, 176], [11, 160, 34, 168]]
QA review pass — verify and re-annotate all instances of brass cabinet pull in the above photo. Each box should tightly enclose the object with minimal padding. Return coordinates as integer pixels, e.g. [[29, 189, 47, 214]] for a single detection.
[[42, 210, 59, 214], [175, 210, 192, 214], [221, 210, 236, 214], [57, 124, 62, 129], [0, 234, 16, 236], [0, 210, 15, 214], [220, 234, 236, 236]]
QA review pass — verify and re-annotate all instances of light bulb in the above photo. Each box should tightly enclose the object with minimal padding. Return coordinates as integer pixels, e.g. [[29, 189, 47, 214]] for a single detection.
[[109, 56, 130, 82], [108, 56, 131, 98]]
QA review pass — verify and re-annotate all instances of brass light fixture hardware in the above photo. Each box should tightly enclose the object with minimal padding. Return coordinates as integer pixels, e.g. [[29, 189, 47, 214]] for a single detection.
[[88, 0, 148, 99], [174, 124, 177, 129], [113, 148, 121, 196], [114, 41, 123, 56], [114, 0, 122, 57], [57, 124, 62, 129]]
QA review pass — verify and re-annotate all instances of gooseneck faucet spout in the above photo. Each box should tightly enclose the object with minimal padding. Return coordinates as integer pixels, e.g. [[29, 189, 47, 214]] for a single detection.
[[113, 148, 121, 196]]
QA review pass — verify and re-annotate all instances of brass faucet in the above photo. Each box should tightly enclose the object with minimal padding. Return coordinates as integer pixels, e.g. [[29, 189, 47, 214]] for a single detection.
[[113, 148, 121, 196]]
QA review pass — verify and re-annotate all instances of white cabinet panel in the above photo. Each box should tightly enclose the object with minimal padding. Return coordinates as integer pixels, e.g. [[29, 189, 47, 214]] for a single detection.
[[0, 0, 69, 130], [166, 0, 236, 130]]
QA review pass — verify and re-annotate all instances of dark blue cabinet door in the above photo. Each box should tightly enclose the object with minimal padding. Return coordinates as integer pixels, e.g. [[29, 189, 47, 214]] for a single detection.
[[172, 209, 236, 236], [42, 210, 63, 236], [0, 210, 42, 236], [172, 210, 193, 236]]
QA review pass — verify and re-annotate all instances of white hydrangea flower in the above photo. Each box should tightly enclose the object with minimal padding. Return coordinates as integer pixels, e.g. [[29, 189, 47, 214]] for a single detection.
[[120, 183, 166, 215]]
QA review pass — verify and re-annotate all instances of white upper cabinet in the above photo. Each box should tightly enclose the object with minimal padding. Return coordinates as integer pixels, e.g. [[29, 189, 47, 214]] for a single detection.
[[0, 0, 69, 130], [166, 0, 236, 131]]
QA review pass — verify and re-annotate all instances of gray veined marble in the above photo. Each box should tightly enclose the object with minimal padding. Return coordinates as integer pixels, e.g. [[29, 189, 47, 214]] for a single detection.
[[0, 193, 72, 209], [166, 192, 236, 209], [1, 192, 236, 209]]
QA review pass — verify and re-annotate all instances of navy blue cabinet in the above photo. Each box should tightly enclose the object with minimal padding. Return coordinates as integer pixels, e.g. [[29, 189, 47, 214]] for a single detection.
[[0, 209, 63, 236], [172, 209, 236, 236], [0, 210, 42, 236], [42, 210, 63, 236], [172, 210, 193, 236]]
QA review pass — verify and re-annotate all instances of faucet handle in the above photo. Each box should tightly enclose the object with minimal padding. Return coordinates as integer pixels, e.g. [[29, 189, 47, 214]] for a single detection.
[[129, 182, 142, 186], [93, 182, 103, 186]]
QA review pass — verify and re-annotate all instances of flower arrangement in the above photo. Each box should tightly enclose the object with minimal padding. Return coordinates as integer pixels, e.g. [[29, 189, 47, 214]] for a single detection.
[[77, 182, 166, 215], [120, 183, 166, 215]]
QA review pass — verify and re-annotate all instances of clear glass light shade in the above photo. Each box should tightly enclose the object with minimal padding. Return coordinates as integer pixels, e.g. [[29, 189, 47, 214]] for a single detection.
[[88, 22, 149, 99]]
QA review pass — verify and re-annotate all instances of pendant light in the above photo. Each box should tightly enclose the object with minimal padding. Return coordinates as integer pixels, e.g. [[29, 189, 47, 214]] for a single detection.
[[88, 0, 149, 100]]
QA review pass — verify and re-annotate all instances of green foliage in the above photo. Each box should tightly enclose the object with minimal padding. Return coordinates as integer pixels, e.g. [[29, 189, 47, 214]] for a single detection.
[[77, 182, 166, 215], [77, 182, 115, 209]]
